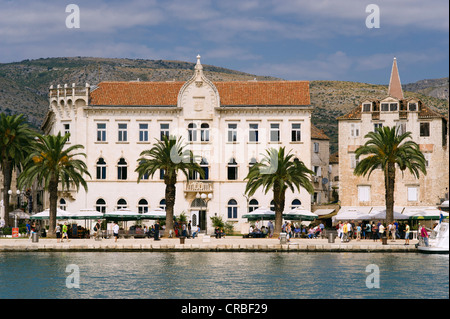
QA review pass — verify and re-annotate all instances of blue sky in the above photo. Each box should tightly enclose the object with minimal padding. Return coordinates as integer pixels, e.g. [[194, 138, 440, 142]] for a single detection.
[[0, 0, 448, 84]]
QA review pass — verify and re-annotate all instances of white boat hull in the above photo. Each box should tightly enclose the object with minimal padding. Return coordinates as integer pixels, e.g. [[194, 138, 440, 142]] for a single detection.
[[417, 246, 449, 254]]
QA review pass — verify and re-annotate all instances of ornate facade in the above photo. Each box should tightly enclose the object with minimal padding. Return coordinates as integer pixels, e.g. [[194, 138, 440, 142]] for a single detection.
[[42, 56, 314, 233]]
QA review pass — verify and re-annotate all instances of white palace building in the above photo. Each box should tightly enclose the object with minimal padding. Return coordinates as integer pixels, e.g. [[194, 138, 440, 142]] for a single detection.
[[42, 56, 314, 234]]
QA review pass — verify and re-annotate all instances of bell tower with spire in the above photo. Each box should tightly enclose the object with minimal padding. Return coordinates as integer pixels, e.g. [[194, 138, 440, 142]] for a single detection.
[[387, 57, 404, 99]]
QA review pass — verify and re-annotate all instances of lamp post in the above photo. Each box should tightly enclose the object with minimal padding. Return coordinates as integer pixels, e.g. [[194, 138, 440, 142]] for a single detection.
[[8, 189, 21, 228]]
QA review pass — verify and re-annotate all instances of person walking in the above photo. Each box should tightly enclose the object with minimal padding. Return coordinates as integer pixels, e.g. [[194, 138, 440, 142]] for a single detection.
[[404, 222, 410, 245], [61, 223, 70, 242], [113, 222, 119, 242], [356, 224, 361, 241], [390, 223, 396, 242], [365, 222, 371, 240], [154, 221, 160, 241], [188, 220, 192, 238], [420, 225, 429, 247], [93, 220, 101, 240], [55, 224, 61, 243], [268, 221, 274, 238], [378, 223, 385, 241]]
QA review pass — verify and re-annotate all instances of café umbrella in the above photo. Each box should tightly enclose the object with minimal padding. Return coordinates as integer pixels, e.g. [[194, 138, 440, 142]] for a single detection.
[[242, 207, 275, 221], [283, 207, 318, 221], [104, 208, 142, 221], [30, 208, 74, 220], [141, 208, 166, 220], [70, 208, 104, 220]]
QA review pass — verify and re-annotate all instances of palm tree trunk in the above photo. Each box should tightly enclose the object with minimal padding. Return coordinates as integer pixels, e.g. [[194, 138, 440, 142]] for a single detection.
[[385, 162, 395, 225], [48, 177, 58, 238], [1, 160, 12, 228], [273, 184, 285, 236], [164, 175, 176, 237]]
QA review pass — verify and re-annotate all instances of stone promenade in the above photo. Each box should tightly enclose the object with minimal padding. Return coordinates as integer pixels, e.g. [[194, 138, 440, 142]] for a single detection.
[[0, 235, 419, 252]]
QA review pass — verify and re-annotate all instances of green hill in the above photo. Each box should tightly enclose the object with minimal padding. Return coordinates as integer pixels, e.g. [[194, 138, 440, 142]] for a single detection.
[[0, 57, 447, 153]]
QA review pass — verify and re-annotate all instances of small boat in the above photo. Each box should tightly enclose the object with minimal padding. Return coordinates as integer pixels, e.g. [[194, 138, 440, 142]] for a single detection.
[[417, 221, 449, 254]]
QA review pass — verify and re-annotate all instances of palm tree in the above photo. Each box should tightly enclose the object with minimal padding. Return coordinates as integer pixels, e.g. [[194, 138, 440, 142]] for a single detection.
[[18, 132, 90, 237], [245, 147, 314, 236], [354, 126, 427, 224], [0, 113, 35, 227], [136, 135, 204, 236]]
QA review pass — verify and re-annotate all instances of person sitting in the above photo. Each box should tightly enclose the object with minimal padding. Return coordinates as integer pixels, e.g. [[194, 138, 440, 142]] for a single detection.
[[215, 226, 222, 239], [192, 225, 200, 239], [261, 226, 268, 238]]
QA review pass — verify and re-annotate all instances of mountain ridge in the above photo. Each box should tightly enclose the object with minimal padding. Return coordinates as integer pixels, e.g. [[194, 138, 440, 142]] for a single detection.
[[0, 57, 448, 153]]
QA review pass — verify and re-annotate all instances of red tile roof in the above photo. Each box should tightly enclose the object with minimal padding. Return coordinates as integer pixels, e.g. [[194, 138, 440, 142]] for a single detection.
[[89, 81, 310, 107], [311, 124, 329, 140]]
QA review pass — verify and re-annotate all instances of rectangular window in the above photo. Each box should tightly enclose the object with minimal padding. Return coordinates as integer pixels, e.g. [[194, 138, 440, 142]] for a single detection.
[[118, 123, 127, 142], [389, 103, 398, 111], [313, 142, 319, 153], [291, 123, 301, 142], [350, 123, 360, 137], [270, 123, 280, 142], [249, 123, 259, 142], [363, 103, 371, 112], [350, 154, 359, 169], [139, 123, 149, 142], [409, 103, 417, 111], [396, 122, 406, 135], [97, 123, 106, 142], [160, 123, 170, 140], [64, 124, 70, 141], [407, 187, 418, 202], [358, 186, 371, 202], [420, 123, 430, 137], [374, 123, 383, 131], [228, 123, 238, 142], [381, 103, 389, 112]]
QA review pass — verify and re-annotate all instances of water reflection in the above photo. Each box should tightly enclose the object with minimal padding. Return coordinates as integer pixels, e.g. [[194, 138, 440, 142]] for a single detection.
[[0, 252, 448, 299]]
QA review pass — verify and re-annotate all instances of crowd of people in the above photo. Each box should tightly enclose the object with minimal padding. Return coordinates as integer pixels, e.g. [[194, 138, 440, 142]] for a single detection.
[[335, 220, 424, 245]]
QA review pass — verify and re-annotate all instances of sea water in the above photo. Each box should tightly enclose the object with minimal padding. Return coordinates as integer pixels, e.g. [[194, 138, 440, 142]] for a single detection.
[[0, 252, 448, 299]]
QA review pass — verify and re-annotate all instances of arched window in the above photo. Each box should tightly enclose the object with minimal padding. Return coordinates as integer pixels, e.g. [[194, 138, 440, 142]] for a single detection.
[[96, 198, 106, 213], [96, 157, 106, 180], [200, 123, 210, 142], [270, 200, 275, 211], [200, 157, 209, 180], [227, 158, 238, 180], [59, 198, 67, 211], [117, 158, 127, 180], [117, 198, 127, 210], [138, 198, 148, 214], [249, 199, 259, 212], [159, 199, 166, 210], [188, 123, 197, 142], [227, 199, 238, 219], [291, 199, 302, 210]]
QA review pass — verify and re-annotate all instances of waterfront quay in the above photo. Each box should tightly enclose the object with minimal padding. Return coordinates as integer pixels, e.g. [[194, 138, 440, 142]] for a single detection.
[[0, 236, 419, 253]]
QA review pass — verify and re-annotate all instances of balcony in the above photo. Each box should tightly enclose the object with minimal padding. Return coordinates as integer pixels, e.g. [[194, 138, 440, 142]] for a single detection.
[[184, 181, 213, 194]]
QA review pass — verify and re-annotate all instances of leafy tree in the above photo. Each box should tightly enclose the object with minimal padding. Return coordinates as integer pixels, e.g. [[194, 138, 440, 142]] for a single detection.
[[245, 147, 314, 235], [136, 136, 204, 236], [0, 113, 35, 227], [18, 132, 90, 236], [354, 126, 427, 224]]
